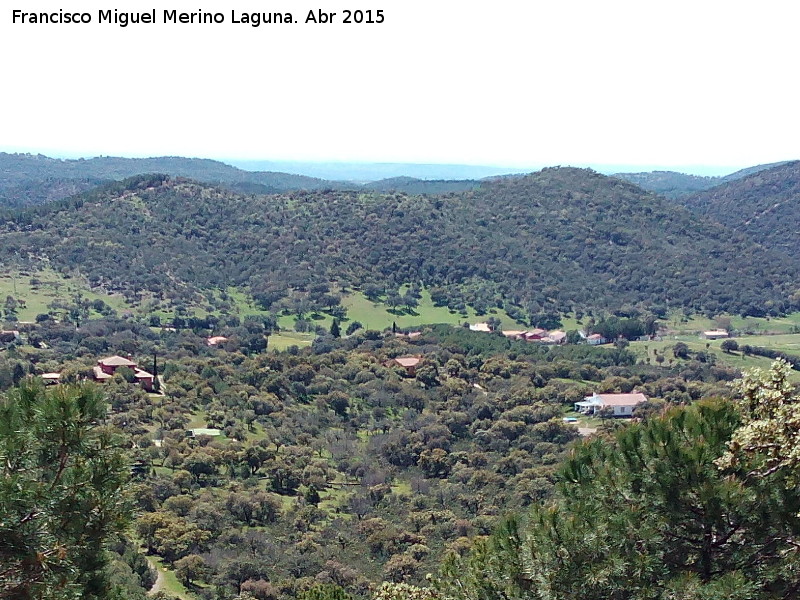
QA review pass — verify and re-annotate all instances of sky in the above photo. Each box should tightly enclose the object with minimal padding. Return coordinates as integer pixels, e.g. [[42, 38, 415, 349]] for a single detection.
[[1, 0, 798, 174]]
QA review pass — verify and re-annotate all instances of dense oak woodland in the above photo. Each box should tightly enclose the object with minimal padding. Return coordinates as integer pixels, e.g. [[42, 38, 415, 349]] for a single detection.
[[678, 161, 800, 258], [1, 168, 797, 319], [0, 316, 749, 599]]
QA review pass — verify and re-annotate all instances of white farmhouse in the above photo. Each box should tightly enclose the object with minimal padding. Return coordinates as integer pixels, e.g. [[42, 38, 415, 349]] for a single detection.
[[575, 392, 648, 417]]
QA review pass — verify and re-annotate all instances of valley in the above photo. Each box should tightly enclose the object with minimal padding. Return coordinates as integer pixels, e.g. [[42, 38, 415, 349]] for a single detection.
[[3, 154, 800, 600]]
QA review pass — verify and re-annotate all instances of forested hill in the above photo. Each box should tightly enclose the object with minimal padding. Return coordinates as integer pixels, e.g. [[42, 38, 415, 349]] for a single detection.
[[0, 152, 349, 207], [1, 168, 797, 317], [613, 161, 790, 198], [677, 161, 800, 257]]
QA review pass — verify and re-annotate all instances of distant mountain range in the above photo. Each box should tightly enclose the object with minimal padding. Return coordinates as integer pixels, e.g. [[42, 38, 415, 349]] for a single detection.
[[0, 153, 496, 208], [227, 160, 530, 182], [3, 151, 795, 209], [0, 153, 344, 208]]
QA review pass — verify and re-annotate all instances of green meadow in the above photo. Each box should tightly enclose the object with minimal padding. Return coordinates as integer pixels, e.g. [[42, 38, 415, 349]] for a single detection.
[[0, 268, 130, 322]]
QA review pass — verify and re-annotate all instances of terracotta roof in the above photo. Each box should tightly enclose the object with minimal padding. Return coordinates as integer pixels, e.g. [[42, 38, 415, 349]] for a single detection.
[[502, 330, 527, 337], [588, 333, 604, 340], [594, 393, 648, 406], [98, 355, 137, 367], [134, 369, 154, 379], [394, 357, 421, 367], [207, 336, 229, 346]]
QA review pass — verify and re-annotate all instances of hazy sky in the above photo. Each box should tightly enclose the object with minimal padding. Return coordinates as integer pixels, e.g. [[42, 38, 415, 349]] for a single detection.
[[2, 0, 798, 172]]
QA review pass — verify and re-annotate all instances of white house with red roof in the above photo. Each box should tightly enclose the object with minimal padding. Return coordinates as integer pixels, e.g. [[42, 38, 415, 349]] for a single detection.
[[575, 392, 648, 417]]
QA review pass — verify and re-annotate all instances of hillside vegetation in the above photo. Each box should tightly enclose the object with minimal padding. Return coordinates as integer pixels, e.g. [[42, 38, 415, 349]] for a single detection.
[[0, 169, 796, 321], [613, 160, 790, 198], [679, 161, 800, 258], [0, 153, 349, 208]]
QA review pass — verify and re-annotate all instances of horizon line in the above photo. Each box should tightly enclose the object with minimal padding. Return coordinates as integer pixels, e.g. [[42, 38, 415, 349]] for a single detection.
[[1, 147, 790, 178]]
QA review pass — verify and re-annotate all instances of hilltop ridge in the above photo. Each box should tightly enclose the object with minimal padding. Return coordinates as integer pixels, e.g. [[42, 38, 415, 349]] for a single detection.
[[0, 168, 796, 319]]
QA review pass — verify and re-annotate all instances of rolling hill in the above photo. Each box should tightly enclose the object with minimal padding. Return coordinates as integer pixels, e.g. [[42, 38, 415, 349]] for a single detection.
[[613, 161, 791, 198], [678, 160, 800, 257], [0, 152, 350, 207], [0, 168, 796, 320]]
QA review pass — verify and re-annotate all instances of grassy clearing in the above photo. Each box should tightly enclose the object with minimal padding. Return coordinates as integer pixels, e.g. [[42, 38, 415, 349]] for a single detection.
[[146, 555, 197, 599], [223, 287, 267, 317], [627, 335, 800, 382], [391, 480, 413, 497], [0, 268, 131, 322], [661, 311, 800, 336], [341, 289, 525, 331], [318, 485, 351, 515], [186, 410, 208, 430], [269, 331, 313, 351]]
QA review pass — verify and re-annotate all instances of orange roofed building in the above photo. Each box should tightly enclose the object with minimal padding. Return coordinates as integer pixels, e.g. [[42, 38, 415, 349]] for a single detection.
[[388, 356, 422, 376], [93, 355, 155, 391]]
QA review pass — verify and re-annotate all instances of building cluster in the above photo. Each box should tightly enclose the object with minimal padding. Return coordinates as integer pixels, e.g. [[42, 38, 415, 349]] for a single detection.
[[92, 355, 155, 391], [469, 323, 572, 344]]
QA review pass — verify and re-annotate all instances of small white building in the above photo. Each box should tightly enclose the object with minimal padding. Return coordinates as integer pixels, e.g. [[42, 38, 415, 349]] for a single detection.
[[586, 333, 608, 345], [702, 330, 729, 340], [575, 392, 648, 417]]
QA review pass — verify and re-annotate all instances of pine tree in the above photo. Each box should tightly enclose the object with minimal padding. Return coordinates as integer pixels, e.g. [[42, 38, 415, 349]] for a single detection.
[[151, 351, 160, 393], [0, 381, 130, 599], [438, 398, 800, 599]]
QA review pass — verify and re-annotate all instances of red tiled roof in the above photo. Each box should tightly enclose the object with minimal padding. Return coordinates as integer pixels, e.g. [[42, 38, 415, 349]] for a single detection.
[[394, 357, 421, 367], [98, 355, 137, 367], [595, 393, 648, 406]]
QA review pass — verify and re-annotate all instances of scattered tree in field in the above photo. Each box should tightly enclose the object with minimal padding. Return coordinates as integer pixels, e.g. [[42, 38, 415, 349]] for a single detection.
[[720, 339, 739, 353], [673, 341, 690, 359], [345, 321, 363, 336]]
